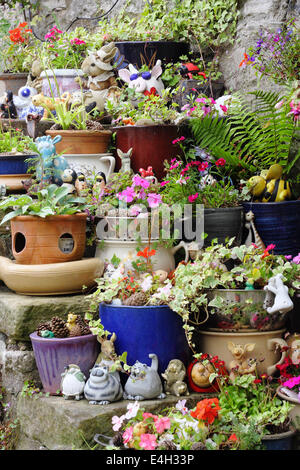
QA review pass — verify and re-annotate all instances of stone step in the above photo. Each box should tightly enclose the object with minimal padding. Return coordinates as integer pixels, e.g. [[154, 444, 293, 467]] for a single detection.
[[16, 393, 204, 450]]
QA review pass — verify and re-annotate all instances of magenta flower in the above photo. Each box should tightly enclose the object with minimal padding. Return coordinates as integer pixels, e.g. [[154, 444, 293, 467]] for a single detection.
[[118, 187, 136, 203], [215, 158, 226, 167], [283, 376, 300, 389], [70, 38, 86, 45], [172, 136, 186, 145], [265, 243, 276, 251], [195, 97, 207, 103], [198, 162, 209, 171], [147, 193, 162, 208], [123, 426, 133, 444], [154, 417, 171, 434], [139, 433, 158, 450], [132, 174, 150, 189], [160, 180, 170, 187], [202, 106, 211, 116], [219, 105, 228, 113], [188, 193, 199, 203]]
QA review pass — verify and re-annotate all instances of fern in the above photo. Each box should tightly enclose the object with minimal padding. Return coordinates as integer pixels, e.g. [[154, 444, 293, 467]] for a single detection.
[[190, 90, 300, 181]]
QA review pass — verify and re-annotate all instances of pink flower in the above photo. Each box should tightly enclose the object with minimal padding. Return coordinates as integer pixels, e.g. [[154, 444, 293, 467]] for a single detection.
[[198, 162, 209, 172], [170, 161, 180, 170], [172, 136, 186, 145], [202, 106, 211, 116], [112, 415, 125, 431], [143, 412, 157, 420], [219, 105, 228, 113], [123, 426, 133, 444], [293, 254, 300, 264], [275, 100, 284, 109], [70, 38, 86, 45], [283, 376, 300, 389], [188, 193, 199, 203], [195, 97, 207, 103], [210, 98, 216, 104], [118, 187, 136, 203], [215, 158, 226, 167], [139, 433, 158, 450], [265, 243, 276, 251], [147, 193, 162, 208], [132, 174, 150, 189], [160, 180, 170, 187], [154, 417, 171, 434], [285, 255, 292, 260], [125, 401, 140, 420]]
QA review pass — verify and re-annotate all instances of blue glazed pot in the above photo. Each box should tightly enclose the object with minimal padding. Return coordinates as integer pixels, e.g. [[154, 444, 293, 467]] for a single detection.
[[242, 201, 300, 256], [99, 303, 191, 374], [262, 429, 295, 450], [0, 154, 31, 175]]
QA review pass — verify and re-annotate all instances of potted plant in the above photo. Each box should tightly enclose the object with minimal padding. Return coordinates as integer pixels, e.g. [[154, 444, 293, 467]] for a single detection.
[[87, 247, 190, 374], [30, 314, 99, 395], [190, 88, 300, 256], [0, 20, 34, 94], [44, 100, 112, 155], [95, 0, 238, 69], [151, 240, 299, 375], [0, 184, 87, 264], [0, 125, 36, 192], [106, 86, 182, 180]]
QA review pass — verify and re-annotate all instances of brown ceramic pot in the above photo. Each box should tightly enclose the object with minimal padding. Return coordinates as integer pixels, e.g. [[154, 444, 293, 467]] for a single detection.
[[0, 73, 28, 95], [11, 213, 87, 264], [112, 124, 183, 180], [45, 129, 112, 155]]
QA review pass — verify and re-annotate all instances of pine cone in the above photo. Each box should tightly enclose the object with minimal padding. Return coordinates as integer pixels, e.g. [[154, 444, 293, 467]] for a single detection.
[[123, 291, 148, 306], [191, 442, 206, 450], [112, 432, 124, 448], [160, 440, 177, 450], [36, 321, 52, 337], [50, 317, 69, 338], [68, 324, 83, 337], [75, 316, 91, 335]]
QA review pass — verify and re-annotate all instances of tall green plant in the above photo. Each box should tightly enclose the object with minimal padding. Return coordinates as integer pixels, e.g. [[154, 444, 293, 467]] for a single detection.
[[190, 90, 300, 183]]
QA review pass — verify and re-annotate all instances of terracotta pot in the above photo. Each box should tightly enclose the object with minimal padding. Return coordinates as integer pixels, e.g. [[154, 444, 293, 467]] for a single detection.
[[112, 124, 182, 180], [46, 129, 112, 155], [198, 328, 287, 376], [0, 72, 28, 95], [11, 213, 87, 264], [0, 256, 104, 295]]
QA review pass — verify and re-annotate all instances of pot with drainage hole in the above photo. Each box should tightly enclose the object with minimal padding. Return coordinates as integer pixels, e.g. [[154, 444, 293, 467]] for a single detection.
[[10, 214, 87, 264]]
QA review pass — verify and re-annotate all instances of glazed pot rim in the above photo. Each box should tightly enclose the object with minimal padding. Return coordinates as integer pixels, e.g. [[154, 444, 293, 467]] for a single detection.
[[198, 328, 286, 336], [30, 332, 95, 342], [242, 200, 300, 205], [11, 213, 87, 222], [0, 153, 38, 158], [101, 302, 169, 309], [208, 288, 265, 292], [204, 205, 243, 211], [261, 428, 296, 440], [114, 40, 188, 45], [41, 69, 84, 76], [46, 129, 112, 136], [277, 386, 300, 404], [111, 124, 179, 130], [0, 72, 28, 78]]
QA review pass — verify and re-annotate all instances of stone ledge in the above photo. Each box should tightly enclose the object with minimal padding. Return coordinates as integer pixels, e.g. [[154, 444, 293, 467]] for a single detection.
[[0, 287, 91, 341], [16, 393, 206, 450]]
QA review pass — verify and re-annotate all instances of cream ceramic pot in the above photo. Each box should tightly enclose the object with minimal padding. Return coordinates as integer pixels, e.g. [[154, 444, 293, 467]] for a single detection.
[[95, 239, 189, 273], [199, 328, 287, 376], [64, 153, 115, 182]]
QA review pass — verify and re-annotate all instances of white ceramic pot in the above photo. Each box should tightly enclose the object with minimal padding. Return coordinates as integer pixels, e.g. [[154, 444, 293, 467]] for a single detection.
[[95, 238, 189, 273], [64, 153, 115, 181], [41, 69, 84, 97], [198, 328, 287, 376]]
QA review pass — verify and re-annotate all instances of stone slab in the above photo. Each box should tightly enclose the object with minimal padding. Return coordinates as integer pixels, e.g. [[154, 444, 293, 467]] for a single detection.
[[0, 286, 91, 341], [16, 393, 207, 450]]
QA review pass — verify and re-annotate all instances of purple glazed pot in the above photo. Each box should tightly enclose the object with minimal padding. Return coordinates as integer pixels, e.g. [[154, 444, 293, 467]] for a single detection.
[[30, 332, 99, 395]]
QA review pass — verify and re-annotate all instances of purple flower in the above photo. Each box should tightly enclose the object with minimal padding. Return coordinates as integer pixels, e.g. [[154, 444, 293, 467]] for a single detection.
[[132, 174, 150, 189]]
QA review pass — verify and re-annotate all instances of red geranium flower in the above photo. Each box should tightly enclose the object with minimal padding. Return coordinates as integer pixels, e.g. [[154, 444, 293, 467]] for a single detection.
[[190, 398, 220, 424], [137, 246, 156, 259]]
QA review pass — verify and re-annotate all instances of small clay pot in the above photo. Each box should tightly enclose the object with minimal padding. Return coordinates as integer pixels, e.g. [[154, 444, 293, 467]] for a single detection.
[[45, 129, 112, 155]]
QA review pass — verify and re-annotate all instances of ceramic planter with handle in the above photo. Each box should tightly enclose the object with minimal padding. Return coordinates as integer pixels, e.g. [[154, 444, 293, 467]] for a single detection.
[[277, 387, 300, 431], [63, 153, 115, 182], [40, 69, 84, 97], [95, 238, 189, 273], [198, 328, 288, 376]]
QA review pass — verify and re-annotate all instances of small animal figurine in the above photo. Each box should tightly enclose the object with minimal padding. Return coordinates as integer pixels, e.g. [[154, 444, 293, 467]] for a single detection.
[[15, 86, 44, 120], [66, 313, 78, 334], [26, 58, 43, 93], [227, 341, 257, 381], [154, 270, 169, 283], [31, 92, 71, 119], [96, 332, 117, 364], [0, 90, 18, 119], [84, 363, 123, 405], [61, 168, 77, 194], [263, 273, 294, 314], [34, 135, 70, 185], [92, 171, 107, 195], [244, 210, 266, 250], [117, 148, 133, 174], [75, 172, 88, 196], [124, 353, 166, 401], [60, 364, 86, 400], [118, 60, 165, 97], [248, 164, 292, 202], [161, 359, 189, 397]]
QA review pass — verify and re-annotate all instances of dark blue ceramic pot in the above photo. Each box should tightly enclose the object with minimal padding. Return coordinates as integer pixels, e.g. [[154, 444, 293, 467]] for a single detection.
[[242, 201, 300, 257], [0, 154, 31, 175], [261, 429, 295, 450], [99, 303, 191, 374]]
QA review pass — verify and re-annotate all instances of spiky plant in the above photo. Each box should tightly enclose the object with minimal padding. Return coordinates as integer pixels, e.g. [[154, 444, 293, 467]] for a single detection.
[[190, 90, 300, 184]]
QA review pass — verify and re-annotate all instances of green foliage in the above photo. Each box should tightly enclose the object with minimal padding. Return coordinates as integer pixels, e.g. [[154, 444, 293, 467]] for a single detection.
[[190, 90, 300, 182], [0, 126, 36, 154], [0, 184, 87, 225], [45, 100, 88, 131]]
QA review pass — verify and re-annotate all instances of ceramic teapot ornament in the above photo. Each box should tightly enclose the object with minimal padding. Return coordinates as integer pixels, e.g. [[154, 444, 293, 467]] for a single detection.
[[124, 353, 166, 401], [61, 364, 86, 400], [118, 60, 164, 97]]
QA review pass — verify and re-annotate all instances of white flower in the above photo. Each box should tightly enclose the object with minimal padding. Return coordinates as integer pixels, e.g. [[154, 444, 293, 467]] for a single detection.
[[111, 414, 125, 431], [125, 400, 140, 420], [140, 274, 153, 292], [175, 399, 189, 415]]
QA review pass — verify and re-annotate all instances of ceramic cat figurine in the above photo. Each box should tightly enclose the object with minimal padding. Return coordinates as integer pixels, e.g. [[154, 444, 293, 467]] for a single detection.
[[84, 363, 123, 405], [124, 353, 166, 401]]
